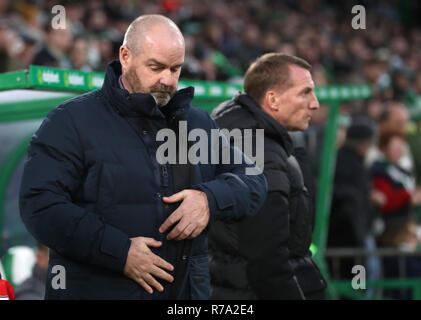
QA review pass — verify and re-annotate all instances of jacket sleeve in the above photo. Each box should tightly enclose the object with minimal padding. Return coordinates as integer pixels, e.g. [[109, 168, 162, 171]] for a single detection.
[[19, 106, 131, 273], [238, 152, 305, 299], [193, 115, 267, 222]]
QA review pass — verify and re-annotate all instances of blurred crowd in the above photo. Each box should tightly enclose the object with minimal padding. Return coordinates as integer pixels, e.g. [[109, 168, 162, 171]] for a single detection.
[[2, 0, 421, 298], [0, 0, 420, 86]]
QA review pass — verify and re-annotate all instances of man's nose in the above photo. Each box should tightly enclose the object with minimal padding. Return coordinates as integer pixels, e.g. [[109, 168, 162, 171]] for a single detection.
[[159, 69, 174, 87], [310, 92, 320, 110]]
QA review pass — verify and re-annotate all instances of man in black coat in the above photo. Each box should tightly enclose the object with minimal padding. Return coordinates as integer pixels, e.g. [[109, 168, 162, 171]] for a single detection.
[[327, 119, 376, 279], [209, 53, 327, 299], [328, 119, 375, 248], [19, 15, 267, 300]]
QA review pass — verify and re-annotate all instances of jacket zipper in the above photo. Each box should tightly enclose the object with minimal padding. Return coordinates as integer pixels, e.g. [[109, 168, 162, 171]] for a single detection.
[[162, 164, 169, 187]]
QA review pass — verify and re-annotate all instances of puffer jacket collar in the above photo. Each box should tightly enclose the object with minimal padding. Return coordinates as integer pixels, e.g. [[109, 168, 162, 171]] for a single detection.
[[215, 93, 294, 156], [101, 60, 195, 120]]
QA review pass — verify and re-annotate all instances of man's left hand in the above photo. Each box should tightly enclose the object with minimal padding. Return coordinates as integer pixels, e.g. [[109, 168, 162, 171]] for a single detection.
[[159, 190, 210, 240]]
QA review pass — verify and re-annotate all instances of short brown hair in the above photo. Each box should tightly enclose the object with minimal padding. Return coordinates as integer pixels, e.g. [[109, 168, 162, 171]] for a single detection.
[[243, 53, 312, 105], [378, 132, 406, 152]]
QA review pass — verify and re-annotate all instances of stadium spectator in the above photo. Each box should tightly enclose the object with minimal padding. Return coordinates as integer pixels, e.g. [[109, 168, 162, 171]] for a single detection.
[[0, 23, 37, 72], [328, 118, 377, 278], [408, 124, 421, 192], [0, 277, 15, 300], [406, 75, 421, 193], [15, 242, 49, 300], [32, 23, 72, 68], [378, 218, 421, 299], [366, 102, 412, 171], [69, 36, 91, 71], [379, 102, 410, 138], [0, 0, 419, 91], [371, 134, 421, 225]]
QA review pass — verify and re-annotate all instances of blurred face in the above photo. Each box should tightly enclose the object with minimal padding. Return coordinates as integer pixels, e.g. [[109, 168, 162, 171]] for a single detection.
[[37, 247, 49, 271], [90, 10, 108, 31], [386, 106, 409, 136], [415, 75, 421, 94], [120, 26, 184, 107], [366, 100, 384, 121], [385, 136, 406, 165], [70, 39, 87, 69], [269, 65, 320, 131], [48, 28, 72, 53], [363, 63, 382, 83], [336, 126, 347, 149]]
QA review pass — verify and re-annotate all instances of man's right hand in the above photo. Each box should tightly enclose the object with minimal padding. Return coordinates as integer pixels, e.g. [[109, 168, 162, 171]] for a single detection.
[[123, 236, 174, 294]]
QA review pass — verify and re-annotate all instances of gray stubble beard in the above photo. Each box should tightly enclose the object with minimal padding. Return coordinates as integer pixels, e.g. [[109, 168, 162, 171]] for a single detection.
[[126, 67, 175, 107]]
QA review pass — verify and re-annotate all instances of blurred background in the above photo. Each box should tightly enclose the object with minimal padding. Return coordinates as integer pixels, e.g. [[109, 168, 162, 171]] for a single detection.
[[1, 0, 421, 299]]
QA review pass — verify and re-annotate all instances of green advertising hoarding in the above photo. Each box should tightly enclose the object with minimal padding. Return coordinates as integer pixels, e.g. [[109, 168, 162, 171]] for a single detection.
[[0, 65, 371, 103]]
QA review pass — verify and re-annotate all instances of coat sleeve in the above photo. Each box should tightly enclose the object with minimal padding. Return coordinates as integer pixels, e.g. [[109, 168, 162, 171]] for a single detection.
[[19, 106, 131, 273], [238, 151, 305, 299], [192, 115, 267, 222]]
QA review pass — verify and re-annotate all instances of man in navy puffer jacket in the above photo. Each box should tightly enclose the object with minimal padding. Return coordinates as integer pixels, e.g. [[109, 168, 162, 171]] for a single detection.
[[19, 14, 267, 300]]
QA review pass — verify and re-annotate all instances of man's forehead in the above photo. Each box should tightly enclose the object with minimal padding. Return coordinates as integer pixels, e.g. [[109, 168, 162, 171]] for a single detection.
[[143, 32, 184, 48], [139, 31, 185, 62], [288, 65, 314, 87]]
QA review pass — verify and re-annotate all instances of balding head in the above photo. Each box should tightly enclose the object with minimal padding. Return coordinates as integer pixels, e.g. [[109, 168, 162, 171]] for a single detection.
[[123, 14, 184, 57], [119, 15, 185, 106], [379, 102, 409, 137]]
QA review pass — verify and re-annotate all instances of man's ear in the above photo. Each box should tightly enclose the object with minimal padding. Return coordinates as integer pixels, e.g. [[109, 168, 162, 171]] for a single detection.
[[119, 45, 131, 70], [264, 90, 279, 112]]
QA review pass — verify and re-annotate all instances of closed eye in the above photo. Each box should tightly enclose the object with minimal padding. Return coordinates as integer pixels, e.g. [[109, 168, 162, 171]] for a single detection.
[[150, 66, 164, 72], [171, 66, 182, 73], [301, 88, 312, 95]]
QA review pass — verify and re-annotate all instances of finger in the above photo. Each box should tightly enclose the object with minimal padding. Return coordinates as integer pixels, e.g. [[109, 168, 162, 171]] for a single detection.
[[138, 277, 153, 294], [153, 254, 174, 272], [162, 190, 186, 203], [159, 208, 183, 233], [142, 237, 162, 248], [188, 226, 203, 239], [173, 223, 195, 241], [150, 265, 174, 283], [167, 217, 190, 240], [144, 273, 164, 292]]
